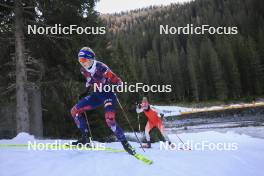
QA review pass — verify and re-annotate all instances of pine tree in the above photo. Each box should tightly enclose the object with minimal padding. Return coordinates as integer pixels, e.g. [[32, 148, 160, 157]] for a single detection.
[[247, 37, 264, 95], [186, 40, 199, 101], [216, 37, 241, 98], [208, 40, 228, 100]]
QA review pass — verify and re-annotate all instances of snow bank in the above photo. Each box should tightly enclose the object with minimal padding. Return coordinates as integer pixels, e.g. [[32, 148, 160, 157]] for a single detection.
[[1, 130, 264, 176], [12, 132, 35, 142]]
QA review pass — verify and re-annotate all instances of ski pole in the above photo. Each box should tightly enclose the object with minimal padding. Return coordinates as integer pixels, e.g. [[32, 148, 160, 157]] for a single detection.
[[115, 94, 145, 152], [137, 114, 141, 131], [175, 133, 191, 150], [83, 112, 94, 143], [78, 93, 94, 144]]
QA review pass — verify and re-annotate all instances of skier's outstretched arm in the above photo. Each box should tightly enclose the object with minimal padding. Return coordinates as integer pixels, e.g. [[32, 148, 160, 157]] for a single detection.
[[104, 69, 122, 85]]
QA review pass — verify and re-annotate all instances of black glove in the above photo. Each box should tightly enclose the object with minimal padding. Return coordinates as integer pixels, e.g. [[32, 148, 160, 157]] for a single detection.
[[136, 103, 141, 109]]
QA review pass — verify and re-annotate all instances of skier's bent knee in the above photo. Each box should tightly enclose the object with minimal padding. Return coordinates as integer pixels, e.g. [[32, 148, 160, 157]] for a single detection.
[[105, 111, 116, 129], [71, 105, 79, 117]]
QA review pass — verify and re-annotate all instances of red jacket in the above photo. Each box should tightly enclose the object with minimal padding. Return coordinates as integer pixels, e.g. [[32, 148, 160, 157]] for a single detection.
[[143, 107, 162, 125]]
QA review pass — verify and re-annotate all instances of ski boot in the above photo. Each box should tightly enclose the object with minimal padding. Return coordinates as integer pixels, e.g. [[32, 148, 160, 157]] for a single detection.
[[168, 141, 176, 148], [72, 133, 91, 147], [146, 141, 151, 148], [121, 140, 136, 155], [141, 141, 151, 148]]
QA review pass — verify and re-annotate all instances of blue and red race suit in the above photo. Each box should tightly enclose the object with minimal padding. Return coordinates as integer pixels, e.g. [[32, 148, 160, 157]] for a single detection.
[[70, 60, 126, 141]]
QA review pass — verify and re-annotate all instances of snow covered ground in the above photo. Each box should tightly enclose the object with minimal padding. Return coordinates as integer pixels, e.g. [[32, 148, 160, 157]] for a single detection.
[[152, 101, 264, 117], [151, 105, 192, 116], [1, 130, 264, 176]]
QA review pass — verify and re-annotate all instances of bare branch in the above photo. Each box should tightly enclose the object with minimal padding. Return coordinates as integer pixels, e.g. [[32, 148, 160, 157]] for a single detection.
[[23, 6, 35, 9], [0, 3, 14, 9], [0, 83, 16, 97], [26, 68, 41, 74]]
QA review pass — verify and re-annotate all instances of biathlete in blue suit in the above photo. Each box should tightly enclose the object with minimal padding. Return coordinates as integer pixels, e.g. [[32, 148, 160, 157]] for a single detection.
[[70, 47, 135, 155]]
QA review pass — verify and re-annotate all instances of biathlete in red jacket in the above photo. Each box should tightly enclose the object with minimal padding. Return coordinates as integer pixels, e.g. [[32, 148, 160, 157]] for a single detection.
[[136, 97, 171, 148]]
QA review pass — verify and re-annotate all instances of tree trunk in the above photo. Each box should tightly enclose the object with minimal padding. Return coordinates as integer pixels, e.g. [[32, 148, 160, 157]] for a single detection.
[[15, 0, 30, 133], [29, 86, 43, 137]]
